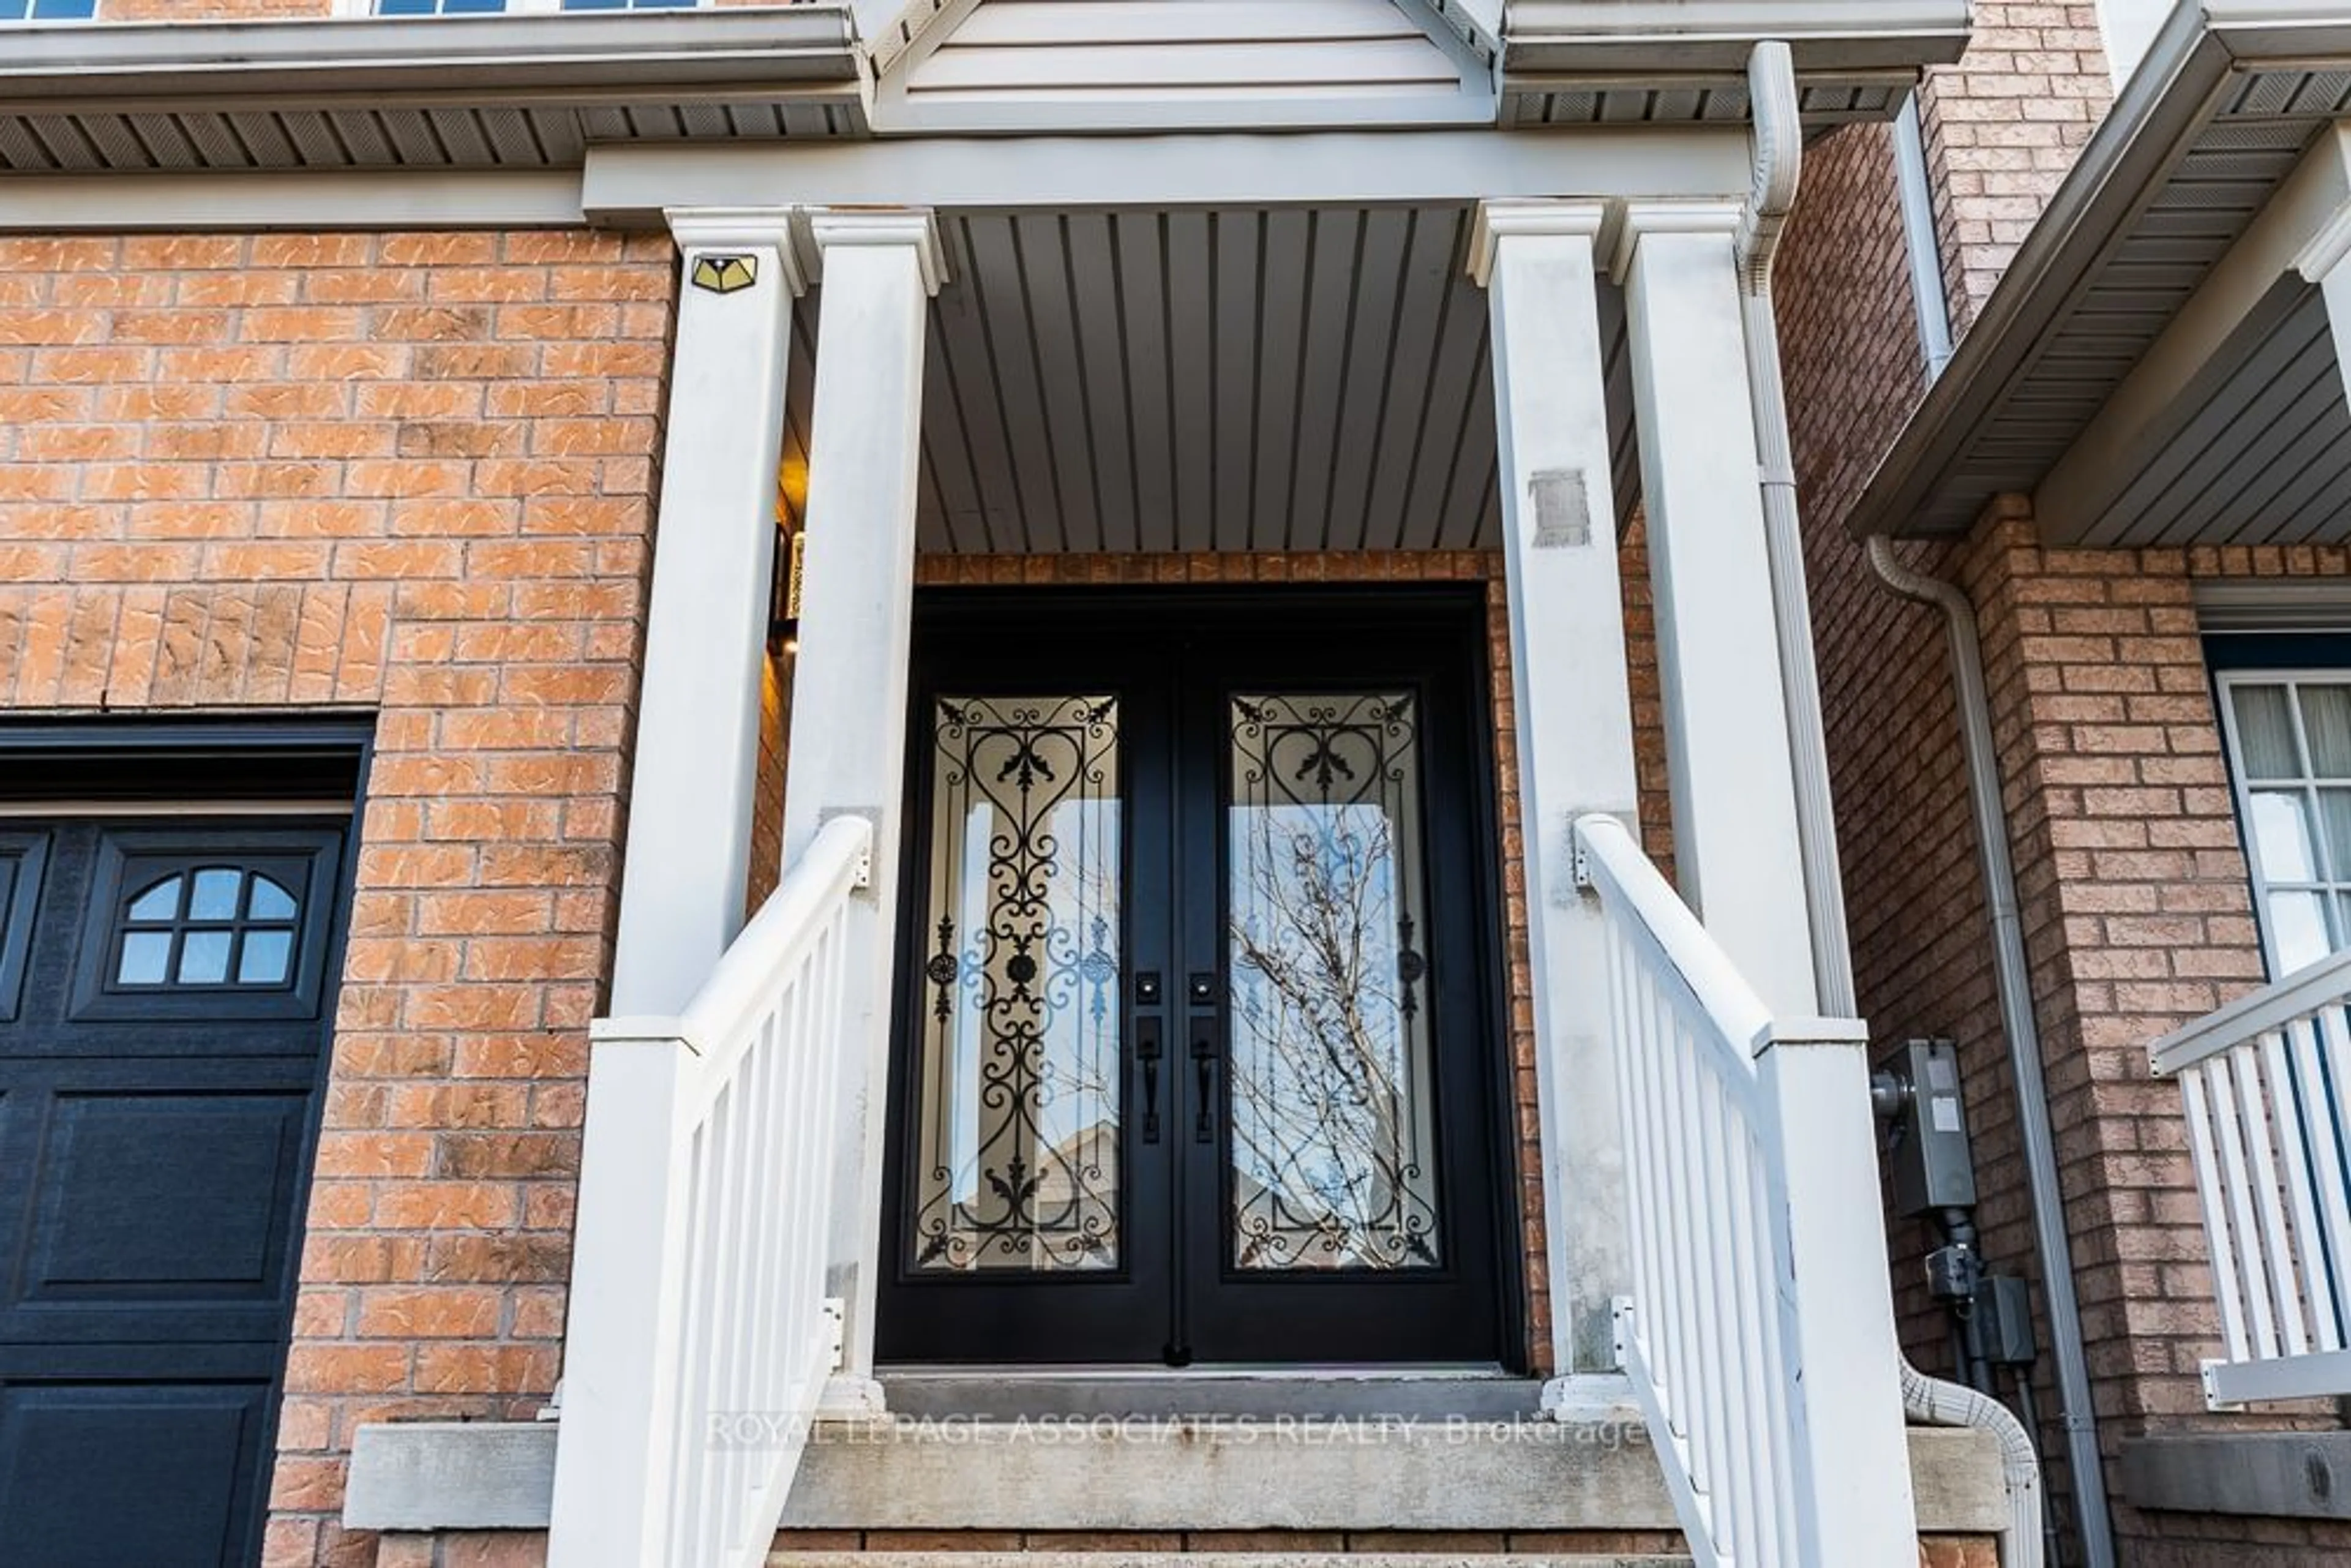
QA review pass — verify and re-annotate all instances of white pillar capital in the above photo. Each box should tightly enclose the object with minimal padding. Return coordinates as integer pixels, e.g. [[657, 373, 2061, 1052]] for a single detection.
[[664, 205, 808, 288], [1466, 198, 1608, 288], [809, 205, 948, 296], [1604, 198, 1745, 282]]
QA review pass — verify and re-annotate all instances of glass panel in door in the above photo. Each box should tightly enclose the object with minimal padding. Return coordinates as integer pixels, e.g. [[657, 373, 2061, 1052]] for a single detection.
[[908, 694, 1123, 1272], [1225, 693, 1441, 1271]]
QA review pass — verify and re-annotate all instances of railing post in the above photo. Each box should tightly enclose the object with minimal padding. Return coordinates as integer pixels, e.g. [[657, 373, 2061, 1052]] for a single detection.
[[548, 1024, 694, 1568], [1754, 1022, 1920, 1565]]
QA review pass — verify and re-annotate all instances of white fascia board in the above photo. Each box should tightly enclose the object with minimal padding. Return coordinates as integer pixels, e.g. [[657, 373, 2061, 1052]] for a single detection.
[[578, 126, 1752, 224], [1501, 0, 1970, 75], [1845, 0, 2351, 538], [0, 8, 860, 100], [2035, 124, 2351, 543], [0, 170, 586, 232]]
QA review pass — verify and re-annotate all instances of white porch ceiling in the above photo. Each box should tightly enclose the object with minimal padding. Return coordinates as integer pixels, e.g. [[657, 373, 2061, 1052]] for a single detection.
[[2084, 286, 2351, 548], [781, 204, 1641, 556]]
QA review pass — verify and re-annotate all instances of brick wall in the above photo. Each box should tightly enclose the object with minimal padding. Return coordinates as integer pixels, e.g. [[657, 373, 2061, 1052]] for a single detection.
[[0, 228, 677, 1568], [1916, 0, 2115, 334]]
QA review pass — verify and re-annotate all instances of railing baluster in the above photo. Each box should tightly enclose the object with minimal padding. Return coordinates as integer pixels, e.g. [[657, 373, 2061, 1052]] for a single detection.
[[1572, 815, 1908, 1567], [551, 817, 874, 1568], [2209, 1052, 2281, 1359], [2312, 1005, 2351, 1351]]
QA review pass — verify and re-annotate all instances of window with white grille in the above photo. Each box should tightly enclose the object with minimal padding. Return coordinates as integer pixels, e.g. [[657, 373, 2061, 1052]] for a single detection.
[[2219, 672, 2351, 974], [0, 1, 99, 21]]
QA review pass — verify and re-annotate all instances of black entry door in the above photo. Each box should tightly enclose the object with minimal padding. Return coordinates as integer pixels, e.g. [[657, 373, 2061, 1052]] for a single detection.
[[0, 814, 347, 1568], [877, 589, 1515, 1367]]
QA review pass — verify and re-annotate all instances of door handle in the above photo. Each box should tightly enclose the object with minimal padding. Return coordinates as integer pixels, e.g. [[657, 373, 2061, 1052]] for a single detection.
[[1188, 972, 1220, 1146], [1134, 972, 1164, 1145]]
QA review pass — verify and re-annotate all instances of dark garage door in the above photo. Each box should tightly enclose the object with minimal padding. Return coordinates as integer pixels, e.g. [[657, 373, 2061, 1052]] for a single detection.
[[0, 810, 348, 1568]]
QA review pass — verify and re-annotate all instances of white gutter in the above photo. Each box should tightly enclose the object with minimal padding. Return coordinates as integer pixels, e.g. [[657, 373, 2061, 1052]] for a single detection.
[[0, 9, 861, 99], [1894, 92, 1957, 380]]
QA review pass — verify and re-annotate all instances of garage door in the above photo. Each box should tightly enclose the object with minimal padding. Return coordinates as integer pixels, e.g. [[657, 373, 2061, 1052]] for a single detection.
[[0, 811, 348, 1568]]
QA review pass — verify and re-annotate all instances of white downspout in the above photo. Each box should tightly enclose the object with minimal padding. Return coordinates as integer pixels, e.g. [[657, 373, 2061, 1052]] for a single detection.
[[1894, 92, 1958, 381], [1865, 536, 2115, 1568], [1736, 43, 2045, 1568]]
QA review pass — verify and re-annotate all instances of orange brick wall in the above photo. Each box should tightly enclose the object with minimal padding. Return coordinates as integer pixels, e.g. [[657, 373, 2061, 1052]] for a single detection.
[[1916, 0, 2115, 334], [0, 228, 677, 1568]]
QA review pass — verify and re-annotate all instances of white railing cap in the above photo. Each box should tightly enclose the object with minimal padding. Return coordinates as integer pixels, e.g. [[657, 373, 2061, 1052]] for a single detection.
[[2150, 946, 2351, 1076], [1573, 812, 1777, 1054]]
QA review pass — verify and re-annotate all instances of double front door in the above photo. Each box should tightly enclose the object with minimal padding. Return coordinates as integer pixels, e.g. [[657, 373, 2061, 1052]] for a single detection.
[[877, 589, 1514, 1367]]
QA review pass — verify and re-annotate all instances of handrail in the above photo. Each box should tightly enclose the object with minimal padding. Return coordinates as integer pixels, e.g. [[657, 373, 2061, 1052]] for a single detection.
[[1573, 813, 1916, 1567], [549, 815, 872, 1568], [2148, 948, 2351, 1406], [2151, 946, 2351, 1073]]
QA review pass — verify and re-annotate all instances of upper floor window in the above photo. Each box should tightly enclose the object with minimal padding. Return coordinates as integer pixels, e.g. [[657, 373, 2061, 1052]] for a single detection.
[[0, 1, 99, 21], [371, 0, 699, 12], [2219, 661, 2351, 974]]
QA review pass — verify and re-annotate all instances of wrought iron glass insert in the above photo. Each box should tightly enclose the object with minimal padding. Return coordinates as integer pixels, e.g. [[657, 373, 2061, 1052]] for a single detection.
[[1227, 692, 1441, 1270], [911, 696, 1123, 1272]]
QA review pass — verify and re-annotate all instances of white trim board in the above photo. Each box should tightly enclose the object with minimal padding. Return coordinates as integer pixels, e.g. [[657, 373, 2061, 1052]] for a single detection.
[[579, 127, 1752, 224], [0, 170, 586, 231]]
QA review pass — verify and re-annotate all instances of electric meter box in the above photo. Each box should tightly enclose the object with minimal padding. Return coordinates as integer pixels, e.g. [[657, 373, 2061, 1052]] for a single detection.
[[1887, 1038, 1978, 1216]]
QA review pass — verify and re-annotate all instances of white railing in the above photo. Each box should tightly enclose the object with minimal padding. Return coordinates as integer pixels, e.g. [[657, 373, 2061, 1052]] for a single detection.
[[1573, 814, 1916, 1567], [548, 816, 872, 1568], [2150, 947, 2351, 1406]]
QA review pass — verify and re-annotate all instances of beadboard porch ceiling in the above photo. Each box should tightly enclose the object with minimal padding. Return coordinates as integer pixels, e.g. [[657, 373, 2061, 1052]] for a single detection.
[[1846, 0, 2351, 546], [778, 203, 1642, 556]]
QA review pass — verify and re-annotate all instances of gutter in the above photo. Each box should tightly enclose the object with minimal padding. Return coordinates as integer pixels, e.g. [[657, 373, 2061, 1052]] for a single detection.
[[1844, 0, 2351, 539], [0, 9, 862, 101]]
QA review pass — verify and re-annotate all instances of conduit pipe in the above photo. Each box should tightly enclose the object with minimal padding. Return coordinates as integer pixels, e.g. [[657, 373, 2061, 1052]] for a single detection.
[[1865, 535, 2115, 1568], [1734, 43, 2047, 1568]]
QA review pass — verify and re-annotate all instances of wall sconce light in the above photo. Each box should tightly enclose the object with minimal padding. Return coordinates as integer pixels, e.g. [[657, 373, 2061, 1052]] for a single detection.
[[770, 527, 804, 656], [771, 455, 809, 656]]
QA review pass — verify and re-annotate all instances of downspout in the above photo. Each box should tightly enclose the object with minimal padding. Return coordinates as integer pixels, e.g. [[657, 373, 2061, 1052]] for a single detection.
[[1735, 43, 2045, 1568], [1865, 535, 2115, 1568]]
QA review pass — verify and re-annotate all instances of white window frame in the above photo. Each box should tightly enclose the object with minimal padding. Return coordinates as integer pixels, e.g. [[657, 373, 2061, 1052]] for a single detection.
[[2216, 666, 2351, 977], [0, 0, 102, 24]]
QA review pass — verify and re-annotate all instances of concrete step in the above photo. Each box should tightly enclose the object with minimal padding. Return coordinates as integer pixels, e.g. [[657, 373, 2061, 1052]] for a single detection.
[[770, 1556, 1694, 1568], [876, 1372, 1547, 1421]]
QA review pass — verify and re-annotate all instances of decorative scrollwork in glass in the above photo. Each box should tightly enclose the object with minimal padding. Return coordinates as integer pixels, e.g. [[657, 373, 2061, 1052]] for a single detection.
[[910, 695, 1122, 1272], [1227, 692, 1442, 1270]]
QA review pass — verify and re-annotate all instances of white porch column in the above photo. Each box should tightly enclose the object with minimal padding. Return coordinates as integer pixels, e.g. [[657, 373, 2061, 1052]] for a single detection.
[[1469, 200, 1641, 1388], [782, 208, 943, 1413], [610, 209, 803, 1017], [2306, 198, 2351, 408], [1615, 205, 1820, 1018]]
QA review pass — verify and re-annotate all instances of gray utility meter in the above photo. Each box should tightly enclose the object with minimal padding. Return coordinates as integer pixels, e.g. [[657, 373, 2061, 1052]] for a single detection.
[[1883, 1037, 1978, 1217]]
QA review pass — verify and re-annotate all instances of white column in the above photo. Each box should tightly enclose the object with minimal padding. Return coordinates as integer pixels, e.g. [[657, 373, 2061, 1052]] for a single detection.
[[609, 209, 803, 1016], [782, 208, 943, 1412], [1615, 204, 1820, 1017], [2307, 200, 2351, 408], [1469, 200, 1641, 1389]]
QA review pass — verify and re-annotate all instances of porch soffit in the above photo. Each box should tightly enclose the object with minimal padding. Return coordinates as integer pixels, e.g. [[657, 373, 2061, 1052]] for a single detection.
[[774, 203, 1641, 558], [1846, 0, 2351, 544]]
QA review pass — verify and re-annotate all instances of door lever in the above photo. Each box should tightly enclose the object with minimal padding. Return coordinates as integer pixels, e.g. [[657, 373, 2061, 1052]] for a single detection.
[[1188, 972, 1219, 1146], [1134, 972, 1164, 1144]]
